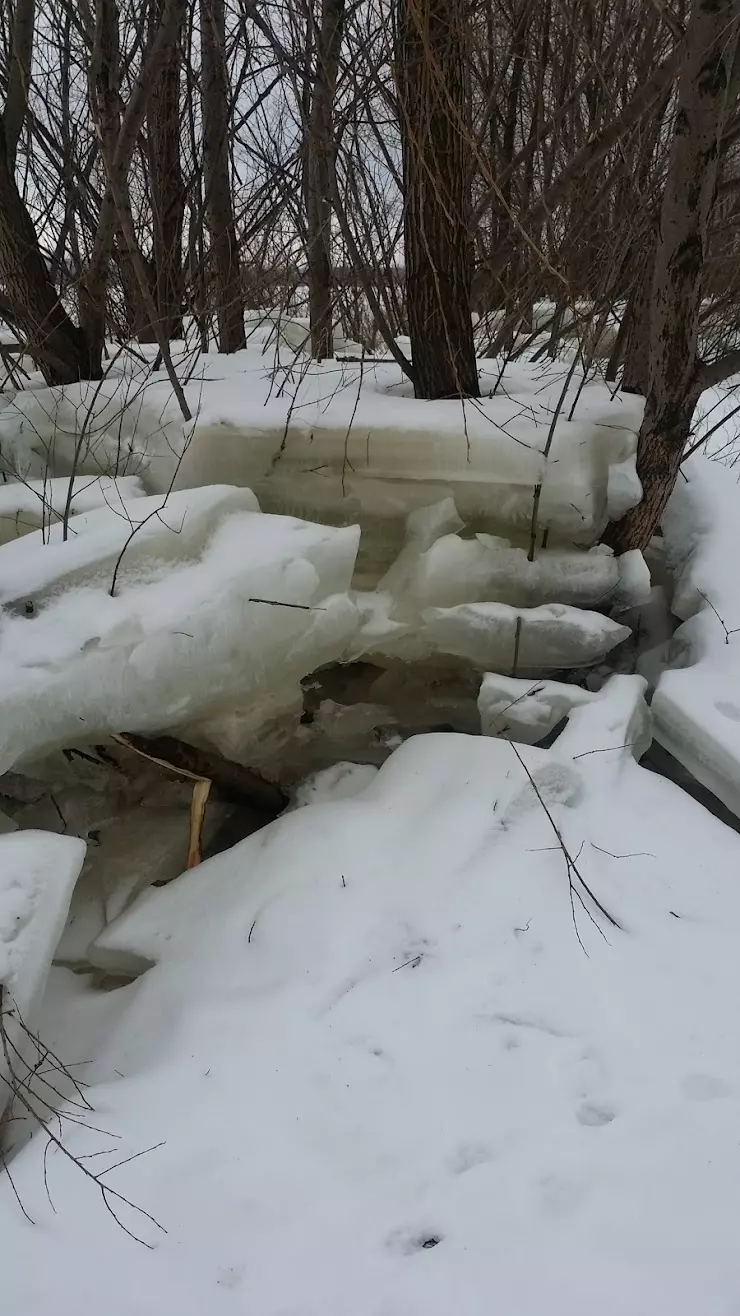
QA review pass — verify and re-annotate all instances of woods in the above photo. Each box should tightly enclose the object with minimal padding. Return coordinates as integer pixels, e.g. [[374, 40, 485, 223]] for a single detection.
[[1, 0, 740, 528]]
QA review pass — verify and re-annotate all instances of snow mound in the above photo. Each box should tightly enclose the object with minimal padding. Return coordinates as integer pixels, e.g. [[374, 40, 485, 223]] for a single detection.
[[653, 456, 740, 818], [5, 683, 740, 1314]]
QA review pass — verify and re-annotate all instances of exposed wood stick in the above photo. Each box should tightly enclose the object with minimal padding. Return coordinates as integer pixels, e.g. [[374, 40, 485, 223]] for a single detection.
[[111, 732, 287, 813], [187, 778, 212, 868]]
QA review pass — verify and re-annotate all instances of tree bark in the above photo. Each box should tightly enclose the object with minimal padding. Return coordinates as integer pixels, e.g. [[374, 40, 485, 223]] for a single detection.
[[606, 0, 740, 553], [78, 0, 122, 368], [395, 0, 479, 398], [3, 0, 36, 172], [620, 251, 654, 395], [306, 0, 345, 360], [147, 0, 185, 341], [200, 0, 246, 352], [0, 119, 95, 384]]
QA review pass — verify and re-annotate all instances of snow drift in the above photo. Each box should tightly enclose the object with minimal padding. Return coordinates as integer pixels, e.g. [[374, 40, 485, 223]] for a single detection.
[[3, 684, 740, 1315]]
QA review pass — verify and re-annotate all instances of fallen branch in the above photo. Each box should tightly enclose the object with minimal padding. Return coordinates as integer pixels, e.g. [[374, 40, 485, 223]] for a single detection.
[[112, 731, 287, 813]]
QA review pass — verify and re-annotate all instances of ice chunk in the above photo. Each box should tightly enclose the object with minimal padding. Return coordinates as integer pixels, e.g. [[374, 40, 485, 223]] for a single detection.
[[612, 549, 652, 611], [0, 830, 85, 1108], [478, 674, 594, 742], [0, 475, 146, 544], [422, 601, 630, 673], [554, 674, 652, 765], [0, 483, 260, 605], [478, 672, 651, 760], [392, 531, 619, 611], [0, 501, 360, 773]]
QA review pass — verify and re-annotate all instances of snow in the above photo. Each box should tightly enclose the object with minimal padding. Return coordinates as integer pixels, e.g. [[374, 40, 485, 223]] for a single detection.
[[4, 689, 740, 1313], [479, 671, 653, 755], [0, 831, 84, 1014], [0, 348, 644, 570], [0, 486, 360, 772], [0, 831, 84, 1111], [421, 600, 629, 673], [478, 673, 595, 741], [0, 473, 635, 777], [0, 482, 259, 605], [0, 474, 146, 544], [380, 521, 621, 611], [4, 349, 740, 1312], [652, 455, 740, 818]]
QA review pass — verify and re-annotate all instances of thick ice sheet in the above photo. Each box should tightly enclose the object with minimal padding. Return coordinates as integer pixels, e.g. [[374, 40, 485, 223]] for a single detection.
[[0, 350, 644, 558]]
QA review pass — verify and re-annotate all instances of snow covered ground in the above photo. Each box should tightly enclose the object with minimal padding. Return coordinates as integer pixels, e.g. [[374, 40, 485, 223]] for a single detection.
[[1, 348, 740, 1314], [4, 684, 740, 1314]]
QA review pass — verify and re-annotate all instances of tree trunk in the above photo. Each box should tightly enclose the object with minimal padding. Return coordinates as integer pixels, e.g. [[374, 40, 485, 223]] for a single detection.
[[395, 0, 479, 399], [606, 0, 740, 553], [78, 0, 122, 368], [0, 119, 95, 384], [3, 0, 36, 173], [306, 0, 345, 360], [620, 254, 653, 395], [200, 0, 246, 353], [147, 0, 185, 341]]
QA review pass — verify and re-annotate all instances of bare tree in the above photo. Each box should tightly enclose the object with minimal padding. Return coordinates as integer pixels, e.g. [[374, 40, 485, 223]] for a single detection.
[[147, 0, 186, 340], [306, 0, 345, 359], [395, 0, 479, 398], [200, 0, 246, 351], [607, 0, 740, 552], [0, 118, 95, 382]]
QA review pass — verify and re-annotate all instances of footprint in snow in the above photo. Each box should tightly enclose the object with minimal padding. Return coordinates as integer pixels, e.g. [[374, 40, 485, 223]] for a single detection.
[[576, 1101, 616, 1127], [715, 700, 740, 722], [386, 1227, 444, 1256], [682, 1073, 734, 1101]]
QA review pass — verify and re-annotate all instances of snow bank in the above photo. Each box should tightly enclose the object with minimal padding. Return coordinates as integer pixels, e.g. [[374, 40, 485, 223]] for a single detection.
[[0, 350, 643, 571], [652, 456, 740, 818], [5, 691, 740, 1314]]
